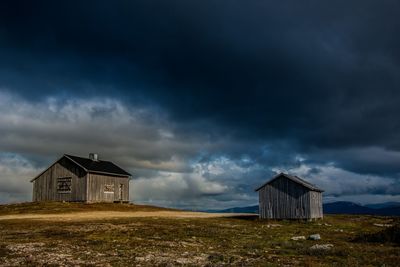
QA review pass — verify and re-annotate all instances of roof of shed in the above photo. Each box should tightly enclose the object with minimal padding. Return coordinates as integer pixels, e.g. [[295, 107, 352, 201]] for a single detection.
[[31, 154, 131, 182], [255, 173, 324, 192], [64, 154, 131, 177]]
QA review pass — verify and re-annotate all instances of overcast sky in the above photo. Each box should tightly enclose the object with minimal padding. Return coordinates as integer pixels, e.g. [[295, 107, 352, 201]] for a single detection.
[[1, 1, 400, 209]]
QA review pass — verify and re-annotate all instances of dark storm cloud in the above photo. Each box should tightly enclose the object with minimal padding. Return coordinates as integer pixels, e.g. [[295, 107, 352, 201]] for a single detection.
[[1, 1, 400, 149], [1, 1, 400, 206], [303, 147, 400, 176]]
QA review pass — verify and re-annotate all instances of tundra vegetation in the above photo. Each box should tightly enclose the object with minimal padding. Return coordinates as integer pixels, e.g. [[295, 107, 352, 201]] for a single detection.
[[0, 202, 399, 266]]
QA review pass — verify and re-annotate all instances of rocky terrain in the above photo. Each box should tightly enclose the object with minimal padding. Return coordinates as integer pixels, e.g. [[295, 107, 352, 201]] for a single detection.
[[0, 202, 399, 266]]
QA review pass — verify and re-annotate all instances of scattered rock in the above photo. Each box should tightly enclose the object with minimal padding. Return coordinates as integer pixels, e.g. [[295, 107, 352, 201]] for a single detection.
[[373, 223, 393, 227], [308, 234, 321, 240], [176, 258, 192, 264], [310, 244, 333, 250], [266, 224, 282, 228], [291, 236, 306, 241], [6, 242, 90, 266]]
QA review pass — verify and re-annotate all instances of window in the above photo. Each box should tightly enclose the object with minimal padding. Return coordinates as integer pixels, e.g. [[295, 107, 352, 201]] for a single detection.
[[104, 184, 115, 193], [57, 177, 72, 193]]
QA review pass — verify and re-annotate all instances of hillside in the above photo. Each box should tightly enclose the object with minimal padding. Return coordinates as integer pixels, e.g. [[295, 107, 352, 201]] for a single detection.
[[0, 202, 399, 266], [365, 202, 400, 209], [0, 201, 173, 216], [323, 201, 375, 214], [324, 202, 400, 216], [0, 202, 252, 221]]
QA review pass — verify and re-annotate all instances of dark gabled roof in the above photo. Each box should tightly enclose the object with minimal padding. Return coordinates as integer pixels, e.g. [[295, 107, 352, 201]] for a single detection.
[[31, 154, 131, 182], [64, 154, 131, 177], [255, 172, 324, 192]]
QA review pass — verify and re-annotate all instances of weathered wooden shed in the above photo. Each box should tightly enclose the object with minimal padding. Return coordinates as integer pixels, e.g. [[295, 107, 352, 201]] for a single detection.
[[31, 153, 131, 203], [255, 173, 323, 220]]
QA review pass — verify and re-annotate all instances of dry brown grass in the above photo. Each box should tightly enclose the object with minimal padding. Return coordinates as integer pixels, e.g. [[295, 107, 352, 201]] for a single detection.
[[0, 201, 172, 215]]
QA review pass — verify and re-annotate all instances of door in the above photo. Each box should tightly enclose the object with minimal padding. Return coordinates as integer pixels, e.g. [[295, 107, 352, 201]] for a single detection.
[[119, 184, 124, 201], [268, 202, 273, 219]]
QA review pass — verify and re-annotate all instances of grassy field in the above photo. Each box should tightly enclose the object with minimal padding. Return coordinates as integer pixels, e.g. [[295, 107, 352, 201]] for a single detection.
[[0, 201, 173, 215], [0, 202, 399, 266]]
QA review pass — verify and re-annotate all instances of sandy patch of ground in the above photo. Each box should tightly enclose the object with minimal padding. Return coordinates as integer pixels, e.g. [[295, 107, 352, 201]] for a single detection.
[[0, 211, 254, 221]]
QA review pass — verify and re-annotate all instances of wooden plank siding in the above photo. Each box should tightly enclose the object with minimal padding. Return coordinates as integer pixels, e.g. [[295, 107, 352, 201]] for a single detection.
[[309, 191, 323, 219], [32, 157, 87, 202], [87, 173, 129, 203], [32, 156, 130, 203], [258, 176, 323, 219]]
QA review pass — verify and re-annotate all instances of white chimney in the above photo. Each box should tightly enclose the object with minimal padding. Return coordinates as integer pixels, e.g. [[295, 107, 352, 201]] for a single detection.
[[89, 153, 98, 161]]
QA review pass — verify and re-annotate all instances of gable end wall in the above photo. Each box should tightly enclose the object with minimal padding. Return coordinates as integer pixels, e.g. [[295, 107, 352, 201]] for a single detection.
[[258, 176, 322, 219], [32, 157, 87, 202]]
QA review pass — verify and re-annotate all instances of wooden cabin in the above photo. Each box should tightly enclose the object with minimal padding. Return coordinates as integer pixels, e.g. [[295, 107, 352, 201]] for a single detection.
[[31, 153, 131, 203], [255, 173, 323, 220]]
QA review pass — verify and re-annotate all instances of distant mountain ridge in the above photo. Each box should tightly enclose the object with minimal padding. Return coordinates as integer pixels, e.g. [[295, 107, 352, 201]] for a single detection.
[[204, 205, 259, 214], [324, 201, 400, 216], [365, 202, 400, 209], [206, 201, 400, 216]]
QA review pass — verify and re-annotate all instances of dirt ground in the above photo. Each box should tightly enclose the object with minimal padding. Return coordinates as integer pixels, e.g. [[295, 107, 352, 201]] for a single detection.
[[0, 210, 253, 221]]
